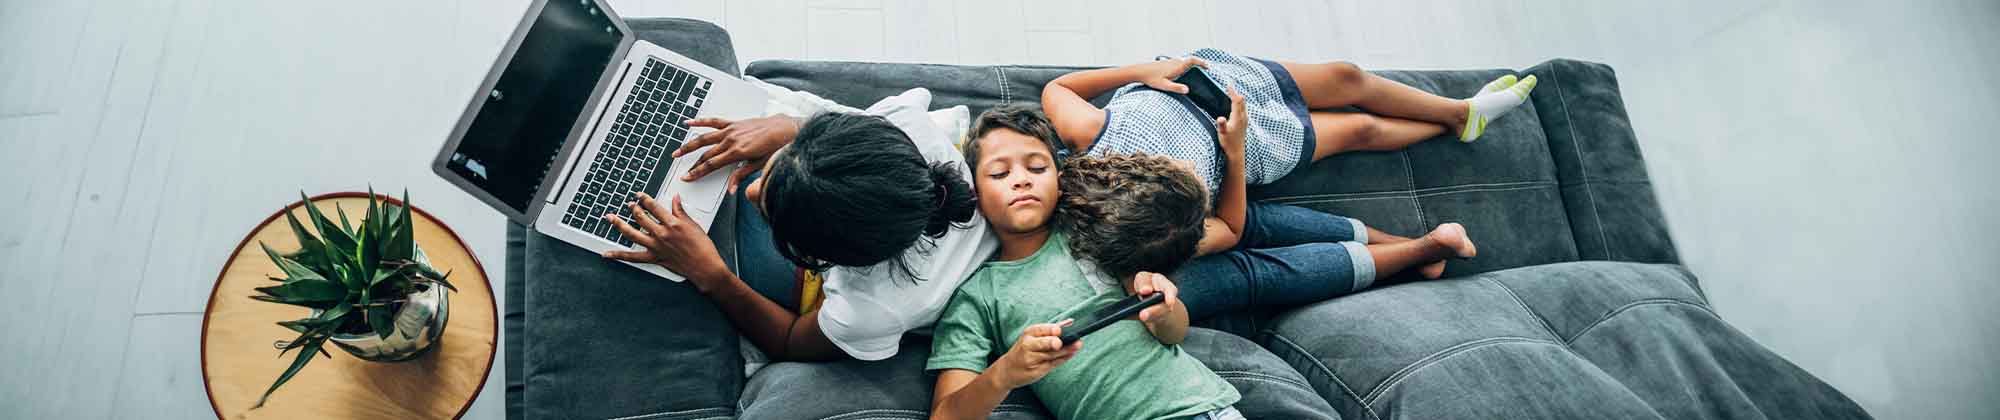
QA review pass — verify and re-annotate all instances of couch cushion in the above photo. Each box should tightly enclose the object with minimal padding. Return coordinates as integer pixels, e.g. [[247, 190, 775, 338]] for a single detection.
[[737, 335, 1051, 420], [1262, 262, 1869, 419], [1488, 262, 1867, 419], [1524, 60, 1679, 264], [1253, 68, 1578, 278], [736, 330, 1337, 420]]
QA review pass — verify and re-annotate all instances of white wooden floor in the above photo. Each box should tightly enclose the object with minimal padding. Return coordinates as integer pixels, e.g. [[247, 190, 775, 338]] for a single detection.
[[2, 0, 1995, 418]]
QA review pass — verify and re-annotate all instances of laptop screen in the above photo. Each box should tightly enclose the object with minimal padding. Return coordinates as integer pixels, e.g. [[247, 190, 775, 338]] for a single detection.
[[444, 0, 624, 213]]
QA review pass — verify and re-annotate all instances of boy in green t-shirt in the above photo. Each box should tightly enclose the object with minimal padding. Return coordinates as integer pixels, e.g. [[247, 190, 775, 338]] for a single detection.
[[926, 104, 1244, 420]]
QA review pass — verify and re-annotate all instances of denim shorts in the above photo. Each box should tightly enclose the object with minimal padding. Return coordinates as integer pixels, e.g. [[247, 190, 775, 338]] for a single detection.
[[1173, 202, 1377, 321]]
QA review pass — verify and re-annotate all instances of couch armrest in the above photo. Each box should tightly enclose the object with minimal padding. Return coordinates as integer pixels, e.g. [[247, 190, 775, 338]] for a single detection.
[[1525, 59, 1680, 267], [510, 17, 748, 420]]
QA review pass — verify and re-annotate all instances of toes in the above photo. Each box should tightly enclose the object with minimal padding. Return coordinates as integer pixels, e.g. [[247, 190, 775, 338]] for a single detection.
[[1420, 261, 1447, 279]]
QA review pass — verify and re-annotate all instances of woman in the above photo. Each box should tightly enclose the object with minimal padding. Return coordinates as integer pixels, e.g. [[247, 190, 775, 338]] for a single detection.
[[601, 91, 997, 363]]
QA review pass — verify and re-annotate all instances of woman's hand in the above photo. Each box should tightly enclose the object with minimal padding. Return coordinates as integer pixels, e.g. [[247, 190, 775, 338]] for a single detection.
[[991, 320, 1081, 389], [674, 115, 802, 193], [1212, 86, 1248, 163], [1137, 57, 1209, 95], [602, 192, 733, 292]]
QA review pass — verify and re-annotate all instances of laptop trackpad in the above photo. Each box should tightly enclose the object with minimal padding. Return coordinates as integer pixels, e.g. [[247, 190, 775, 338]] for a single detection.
[[664, 145, 732, 226]]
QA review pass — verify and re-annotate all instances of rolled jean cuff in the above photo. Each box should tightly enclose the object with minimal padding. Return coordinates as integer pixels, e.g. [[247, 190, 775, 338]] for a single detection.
[[1341, 241, 1376, 291], [1349, 218, 1368, 244]]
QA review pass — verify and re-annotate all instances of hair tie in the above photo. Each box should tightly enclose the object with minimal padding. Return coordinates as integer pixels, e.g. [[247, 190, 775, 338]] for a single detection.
[[936, 182, 949, 209]]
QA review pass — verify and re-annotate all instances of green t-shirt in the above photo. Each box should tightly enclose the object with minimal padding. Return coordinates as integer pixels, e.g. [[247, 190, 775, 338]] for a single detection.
[[927, 231, 1239, 420]]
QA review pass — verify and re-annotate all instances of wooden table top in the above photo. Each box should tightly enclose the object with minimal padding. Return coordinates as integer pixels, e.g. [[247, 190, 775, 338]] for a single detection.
[[201, 193, 496, 419]]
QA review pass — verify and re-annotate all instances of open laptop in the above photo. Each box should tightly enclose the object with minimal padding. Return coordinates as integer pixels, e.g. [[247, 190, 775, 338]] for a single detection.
[[433, 0, 764, 281]]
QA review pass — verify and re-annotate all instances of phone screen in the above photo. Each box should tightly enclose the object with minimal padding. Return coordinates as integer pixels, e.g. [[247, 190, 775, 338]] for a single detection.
[[1174, 67, 1232, 119], [1059, 293, 1166, 345]]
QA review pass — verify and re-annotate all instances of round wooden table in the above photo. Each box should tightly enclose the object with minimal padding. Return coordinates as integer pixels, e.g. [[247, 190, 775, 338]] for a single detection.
[[202, 192, 497, 419]]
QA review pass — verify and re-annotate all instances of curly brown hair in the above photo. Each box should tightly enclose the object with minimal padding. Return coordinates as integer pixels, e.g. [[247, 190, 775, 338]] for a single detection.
[[1055, 153, 1210, 282]]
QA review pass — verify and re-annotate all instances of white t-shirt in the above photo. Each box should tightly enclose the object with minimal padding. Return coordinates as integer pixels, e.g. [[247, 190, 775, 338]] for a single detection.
[[751, 83, 1000, 362]]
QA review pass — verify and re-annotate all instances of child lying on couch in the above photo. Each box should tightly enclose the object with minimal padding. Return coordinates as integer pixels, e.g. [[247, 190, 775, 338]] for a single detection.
[[926, 124, 1236, 420], [1043, 50, 1496, 319], [926, 105, 1477, 419]]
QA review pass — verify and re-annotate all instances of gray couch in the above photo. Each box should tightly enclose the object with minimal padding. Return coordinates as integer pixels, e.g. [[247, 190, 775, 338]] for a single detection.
[[504, 18, 1870, 419]]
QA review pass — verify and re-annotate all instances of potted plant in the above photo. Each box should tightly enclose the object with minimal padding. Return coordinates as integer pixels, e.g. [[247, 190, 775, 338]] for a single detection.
[[250, 189, 456, 407]]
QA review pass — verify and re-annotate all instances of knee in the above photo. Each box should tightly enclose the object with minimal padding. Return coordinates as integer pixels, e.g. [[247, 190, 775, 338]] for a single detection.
[[1343, 113, 1382, 143], [1325, 61, 1367, 88]]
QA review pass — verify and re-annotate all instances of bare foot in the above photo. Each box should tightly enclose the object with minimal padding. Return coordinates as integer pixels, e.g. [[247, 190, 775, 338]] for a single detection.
[[1430, 223, 1477, 258], [1419, 260, 1447, 279]]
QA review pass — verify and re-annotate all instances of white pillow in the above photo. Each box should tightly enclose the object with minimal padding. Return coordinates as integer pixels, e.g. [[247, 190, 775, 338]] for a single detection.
[[929, 105, 970, 149], [748, 76, 972, 150]]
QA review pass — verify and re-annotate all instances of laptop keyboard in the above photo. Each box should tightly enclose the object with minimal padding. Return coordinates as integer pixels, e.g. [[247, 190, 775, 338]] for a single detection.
[[561, 58, 713, 247]]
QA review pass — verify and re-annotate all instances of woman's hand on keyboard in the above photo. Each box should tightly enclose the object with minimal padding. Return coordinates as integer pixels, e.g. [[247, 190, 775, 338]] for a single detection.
[[677, 115, 801, 192], [602, 192, 732, 291]]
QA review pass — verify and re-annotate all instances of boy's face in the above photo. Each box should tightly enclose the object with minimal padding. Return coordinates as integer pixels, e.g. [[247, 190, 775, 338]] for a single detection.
[[971, 128, 1060, 235]]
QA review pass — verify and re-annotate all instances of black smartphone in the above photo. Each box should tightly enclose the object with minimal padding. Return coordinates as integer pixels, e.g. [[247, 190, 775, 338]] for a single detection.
[[1172, 66, 1232, 119], [1058, 293, 1168, 345]]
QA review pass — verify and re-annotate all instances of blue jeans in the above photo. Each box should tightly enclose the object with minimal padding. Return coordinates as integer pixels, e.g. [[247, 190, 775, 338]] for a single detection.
[[1174, 202, 1377, 321], [731, 171, 801, 312]]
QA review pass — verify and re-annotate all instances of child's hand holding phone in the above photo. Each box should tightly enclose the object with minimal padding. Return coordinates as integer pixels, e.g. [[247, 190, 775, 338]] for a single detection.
[[1210, 87, 1248, 163], [993, 320, 1082, 389], [1138, 57, 1209, 94], [1131, 272, 1188, 343]]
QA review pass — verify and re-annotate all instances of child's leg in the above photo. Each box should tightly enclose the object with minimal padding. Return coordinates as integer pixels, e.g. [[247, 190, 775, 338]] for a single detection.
[[1236, 202, 1373, 249], [1279, 61, 1469, 133], [1173, 242, 1375, 320], [1173, 224, 1474, 320], [1240, 202, 1415, 246], [1281, 61, 1538, 143], [1367, 223, 1478, 280], [1308, 112, 1445, 160]]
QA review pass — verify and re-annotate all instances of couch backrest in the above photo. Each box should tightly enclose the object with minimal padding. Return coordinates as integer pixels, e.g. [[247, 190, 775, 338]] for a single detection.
[[745, 58, 1678, 277]]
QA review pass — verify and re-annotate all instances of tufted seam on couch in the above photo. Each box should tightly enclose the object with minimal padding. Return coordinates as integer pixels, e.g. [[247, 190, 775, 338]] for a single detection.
[[1215, 369, 1315, 391], [815, 408, 927, 420], [1544, 62, 1615, 260], [1359, 337, 1563, 405], [1398, 151, 1426, 227], [1482, 277, 1565, 344], [1262, 331, 1384, 420], [1265, 184, 1557, 206], [606, 407, 735, 420], [994, 67, 1011, 104], [1563, 298, 1717, 345]]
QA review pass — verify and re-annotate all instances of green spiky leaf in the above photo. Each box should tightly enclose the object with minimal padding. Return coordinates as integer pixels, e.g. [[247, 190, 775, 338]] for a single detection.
[[255, 327, 330, 408], [280, 210, 332, 274], [364, 288, 395, 340], [299, 192, 356, 254], [359, 189, 382, 285], [333, 202, 355, 239], [430, 269, 457, 292], [369, 264, 415, 288], [259, 242, 324, 283], [381, 191, 415, 261], [253, 279, 347, 307], [276, 301, 349, 333]]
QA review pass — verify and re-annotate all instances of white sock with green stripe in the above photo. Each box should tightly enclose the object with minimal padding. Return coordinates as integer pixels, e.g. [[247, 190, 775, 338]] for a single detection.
[[1479, 74, 1518, 94], [1460, 74, 1537, 142]]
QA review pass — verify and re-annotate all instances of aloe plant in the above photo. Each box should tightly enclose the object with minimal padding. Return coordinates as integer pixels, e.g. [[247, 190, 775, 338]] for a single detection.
[[251, 189, 456, 408]]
